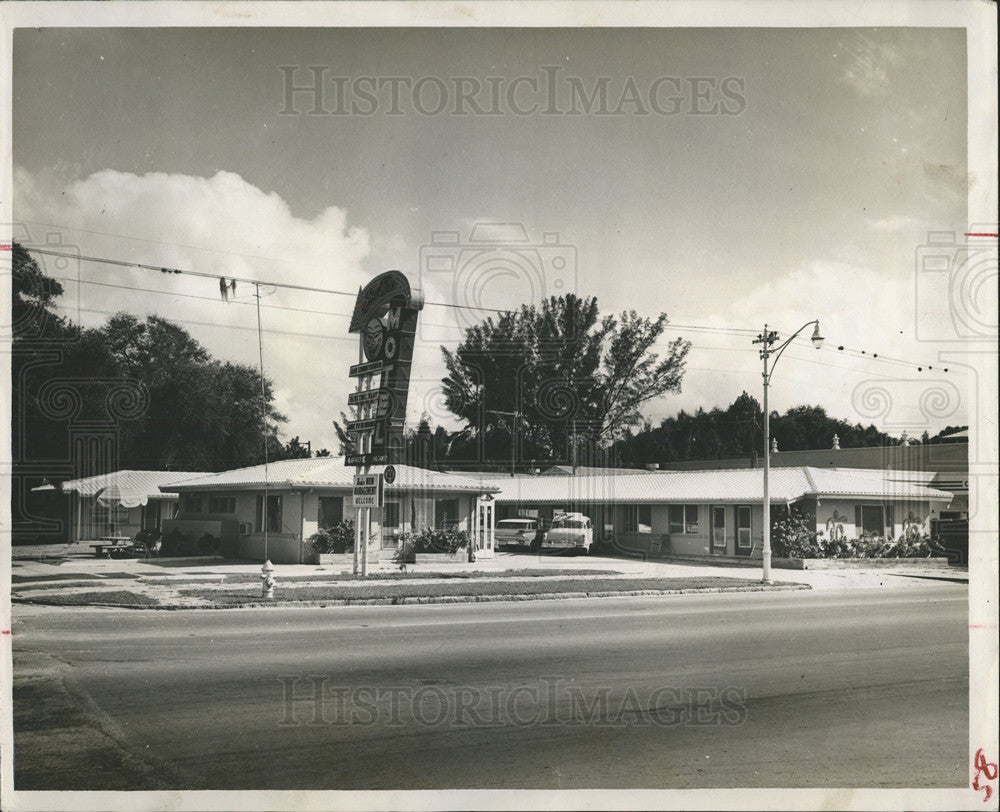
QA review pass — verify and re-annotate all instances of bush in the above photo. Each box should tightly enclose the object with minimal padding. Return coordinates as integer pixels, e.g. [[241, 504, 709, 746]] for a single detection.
[[308, 520, 355, 555], [393, 535, 417, 565], [161, 528, 196, 557], [410, 526, 470, 555], [772, 507, 946, 559], [197, 533, 221, 556], [771, 507, 823, 559]]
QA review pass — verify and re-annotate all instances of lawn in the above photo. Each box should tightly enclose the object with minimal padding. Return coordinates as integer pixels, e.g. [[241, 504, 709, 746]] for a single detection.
[[180, 576, 782, 605], [142, 568, 620, 586], [25, 590, 161, 607]]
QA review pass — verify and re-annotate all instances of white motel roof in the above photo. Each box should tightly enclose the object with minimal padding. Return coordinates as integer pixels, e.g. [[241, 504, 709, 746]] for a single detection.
[[33, 470, 206, 501], [488, 467, 954, 505], [161, 457, 501, 494]]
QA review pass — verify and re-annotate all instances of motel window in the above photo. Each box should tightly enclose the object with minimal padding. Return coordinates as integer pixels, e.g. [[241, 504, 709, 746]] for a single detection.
[[669, 505, 699, 534], [435, 498, 459, 530], [208, 496, 236, 514], [318, 496, 344, 529], [383, 500, 401, 530], [855, 504, 890, 538], [623, 505, 653, 533], [255, 494, 283, 533], [183, 496, 202, 514], [412, 498, 434, 531]]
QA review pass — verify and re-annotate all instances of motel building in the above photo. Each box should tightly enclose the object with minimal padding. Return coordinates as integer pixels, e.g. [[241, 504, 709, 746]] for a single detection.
[[488, 466, 955, 558], [160, 457, 501, 564], [156, 458, 954, 564], [32, 469, 205, 543]]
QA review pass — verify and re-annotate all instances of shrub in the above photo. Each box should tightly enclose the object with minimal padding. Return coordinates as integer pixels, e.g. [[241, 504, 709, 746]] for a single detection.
[[410, 526, 470, 555], [771, 507, 822, 559], [308, 520, 355, 555], [393, 533, 417, 565], [771, 507, 946, 558], [161, 528, 196, 557], [771, 507, 945, 559], [197, 533, 221, 556]]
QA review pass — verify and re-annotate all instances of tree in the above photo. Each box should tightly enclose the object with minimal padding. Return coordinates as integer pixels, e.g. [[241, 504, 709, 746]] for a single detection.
[[272, 436, 330, 460], [94, 313, 287, 470], [441, 294, 690, 466], [613, 394, 897, 465]]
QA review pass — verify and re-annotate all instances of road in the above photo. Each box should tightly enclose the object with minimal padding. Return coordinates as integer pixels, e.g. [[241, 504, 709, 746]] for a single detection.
[[12, 585, 967, 790]]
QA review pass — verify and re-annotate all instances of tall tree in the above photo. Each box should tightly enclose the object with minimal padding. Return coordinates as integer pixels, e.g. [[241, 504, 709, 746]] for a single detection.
[[441, 294, 690, 466]]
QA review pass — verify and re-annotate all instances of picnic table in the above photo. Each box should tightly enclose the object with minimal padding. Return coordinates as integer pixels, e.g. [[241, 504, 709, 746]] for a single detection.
[[90, 537, 136, 558]]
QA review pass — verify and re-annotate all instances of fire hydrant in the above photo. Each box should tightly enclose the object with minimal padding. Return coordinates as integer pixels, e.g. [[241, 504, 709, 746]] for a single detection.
[[261, 559, 276, 599]]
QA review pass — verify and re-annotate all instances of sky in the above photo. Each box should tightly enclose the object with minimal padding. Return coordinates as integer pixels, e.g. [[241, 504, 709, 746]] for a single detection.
[[10, 24, 981, 454]]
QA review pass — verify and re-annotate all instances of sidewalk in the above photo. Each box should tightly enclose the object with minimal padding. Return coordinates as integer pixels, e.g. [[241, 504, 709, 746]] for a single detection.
[[10, 545, 967, 610]]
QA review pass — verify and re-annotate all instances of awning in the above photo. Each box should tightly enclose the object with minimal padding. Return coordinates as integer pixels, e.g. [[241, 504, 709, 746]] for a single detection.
[[95, 483, 149, 509]]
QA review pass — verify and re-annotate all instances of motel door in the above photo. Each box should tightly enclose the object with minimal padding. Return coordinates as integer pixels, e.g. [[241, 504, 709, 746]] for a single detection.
[[474, 497, 495, 559], [735, 505, 753, 557], [710, 506, 728, 555]]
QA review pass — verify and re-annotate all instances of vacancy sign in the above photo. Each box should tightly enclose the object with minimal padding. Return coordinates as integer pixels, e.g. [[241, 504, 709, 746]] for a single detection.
[[352, 473, 385, 508]]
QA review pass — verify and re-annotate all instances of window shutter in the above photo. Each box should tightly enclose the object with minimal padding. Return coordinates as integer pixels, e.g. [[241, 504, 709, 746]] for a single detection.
[[854, 505, 862, 535], [886, 504, 894, 537]]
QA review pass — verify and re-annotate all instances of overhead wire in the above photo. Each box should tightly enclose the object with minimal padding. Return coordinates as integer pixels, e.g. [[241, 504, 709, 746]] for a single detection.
[[25, 244, 958, 375]]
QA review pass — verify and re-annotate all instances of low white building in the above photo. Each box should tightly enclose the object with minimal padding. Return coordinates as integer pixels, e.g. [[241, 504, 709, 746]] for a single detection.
[[490, 466, 954, 558], [162, 457, 500, 564], [32, 470, 204, 542]]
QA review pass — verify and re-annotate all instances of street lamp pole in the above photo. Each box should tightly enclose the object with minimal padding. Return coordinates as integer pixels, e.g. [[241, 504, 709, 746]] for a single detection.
[[753, 320, 824, 584]]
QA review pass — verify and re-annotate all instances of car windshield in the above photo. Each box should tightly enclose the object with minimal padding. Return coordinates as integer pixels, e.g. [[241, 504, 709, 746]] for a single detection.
[[553, 519, 587, 529], [497, 520, 533, 529]]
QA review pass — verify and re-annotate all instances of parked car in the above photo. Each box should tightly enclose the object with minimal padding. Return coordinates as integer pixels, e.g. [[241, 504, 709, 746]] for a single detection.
[[543, 512, 594, 554], [495, 518, 544, 550]]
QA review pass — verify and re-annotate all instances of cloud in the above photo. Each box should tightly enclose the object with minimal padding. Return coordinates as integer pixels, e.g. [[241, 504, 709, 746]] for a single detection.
[[14, 167, 375, 452]]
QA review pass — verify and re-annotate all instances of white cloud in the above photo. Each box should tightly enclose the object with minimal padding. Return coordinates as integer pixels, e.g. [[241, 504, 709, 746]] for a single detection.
[[15, 167, 374, 453]]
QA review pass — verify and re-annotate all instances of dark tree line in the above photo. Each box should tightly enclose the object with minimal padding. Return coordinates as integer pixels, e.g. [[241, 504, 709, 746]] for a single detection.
[[612, 394, 905, 466], [10, 243, 327, 540]]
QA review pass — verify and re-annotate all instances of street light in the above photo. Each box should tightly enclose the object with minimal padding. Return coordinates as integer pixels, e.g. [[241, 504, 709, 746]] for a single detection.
[[752, 320, 824, 584]]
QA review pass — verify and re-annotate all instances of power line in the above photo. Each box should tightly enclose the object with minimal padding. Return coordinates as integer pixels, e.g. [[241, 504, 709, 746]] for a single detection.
[[25, 245, 958, 374]]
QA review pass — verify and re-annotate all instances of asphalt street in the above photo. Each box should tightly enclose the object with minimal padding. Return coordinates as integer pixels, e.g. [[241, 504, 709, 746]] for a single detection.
[[12, 584, 968, 791]]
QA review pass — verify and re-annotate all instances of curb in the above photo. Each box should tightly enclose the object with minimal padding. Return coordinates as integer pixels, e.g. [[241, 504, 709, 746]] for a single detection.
[[13, 582, 810, 610]]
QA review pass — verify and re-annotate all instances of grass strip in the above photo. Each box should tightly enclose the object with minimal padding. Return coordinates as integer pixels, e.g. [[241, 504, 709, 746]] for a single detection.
[[23, 589, 161, 607], [181, 576, 765, 605], [143, 568, 619, 586]]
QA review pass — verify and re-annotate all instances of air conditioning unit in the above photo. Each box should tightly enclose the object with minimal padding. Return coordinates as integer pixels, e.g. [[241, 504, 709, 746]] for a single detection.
[[239, 522, 252, 536]]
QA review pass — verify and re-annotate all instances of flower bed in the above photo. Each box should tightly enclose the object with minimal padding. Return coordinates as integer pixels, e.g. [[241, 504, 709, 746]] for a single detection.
[[771, 507, 948, 560]]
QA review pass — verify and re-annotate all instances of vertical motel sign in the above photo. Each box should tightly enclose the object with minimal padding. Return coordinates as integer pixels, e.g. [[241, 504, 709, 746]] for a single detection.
[[346, 271, 423, 575], [345, 270, 424, 466]]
